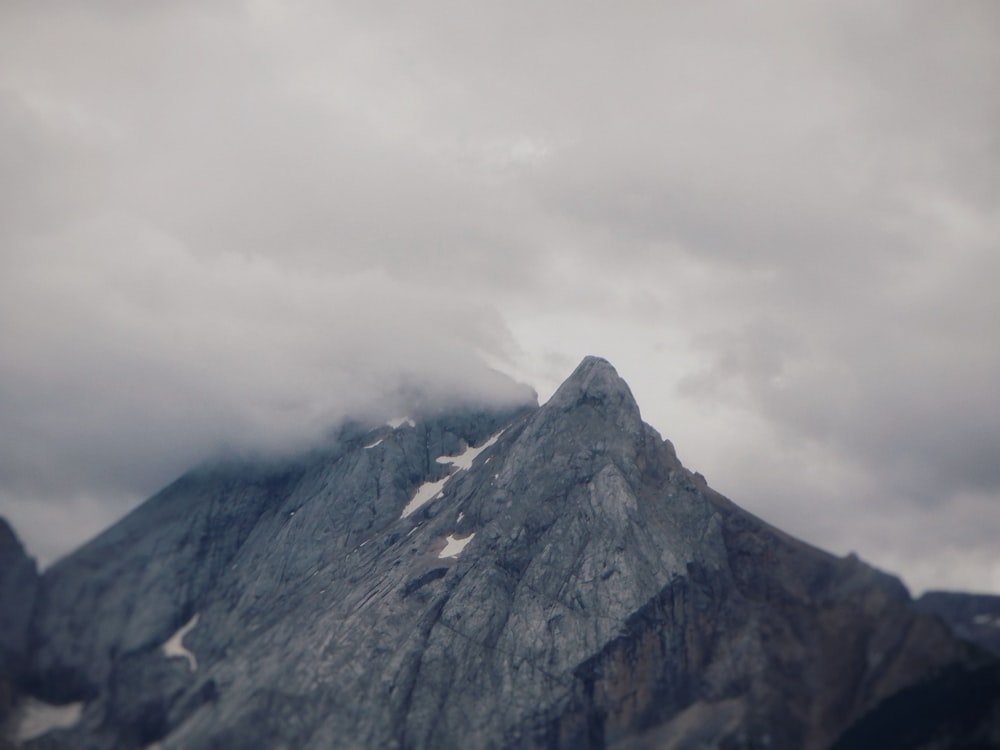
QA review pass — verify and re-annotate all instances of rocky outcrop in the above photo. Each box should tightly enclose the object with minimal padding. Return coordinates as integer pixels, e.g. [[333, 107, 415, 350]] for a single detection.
[[7, 357, 1000, 748], [915, 590, 1000, 656], [0, 519, 38, 741]]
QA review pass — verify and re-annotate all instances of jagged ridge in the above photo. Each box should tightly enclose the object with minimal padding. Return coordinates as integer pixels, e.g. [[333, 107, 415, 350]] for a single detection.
[[1, 358, 997, 749]]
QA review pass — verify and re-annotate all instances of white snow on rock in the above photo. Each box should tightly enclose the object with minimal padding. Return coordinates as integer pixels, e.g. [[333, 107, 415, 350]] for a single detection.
[[456, 512, 465, 523], [438, 533, 475, 558], [363, 437, 384, 449], [387, 416, 415, 429], [15, 697, 83, 742], [436, 430, 503, 471], [163, 613, 200, 671], [973, 613, 1000, 627], [400, 430, 504, 520], [401, 476, 450, 518]]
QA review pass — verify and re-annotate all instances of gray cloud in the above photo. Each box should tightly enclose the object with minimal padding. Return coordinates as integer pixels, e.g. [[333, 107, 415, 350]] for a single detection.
[[1, 0, 997, 593]]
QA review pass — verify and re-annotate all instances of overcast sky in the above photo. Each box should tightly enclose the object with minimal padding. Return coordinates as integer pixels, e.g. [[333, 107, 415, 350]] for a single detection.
[[2, 0, 998, 595]]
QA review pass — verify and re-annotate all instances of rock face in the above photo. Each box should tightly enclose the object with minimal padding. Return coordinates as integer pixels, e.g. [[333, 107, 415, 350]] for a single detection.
[[4, 357, 999, 748], [915, 591, 1000, 657], [0, 519, 38, 734]]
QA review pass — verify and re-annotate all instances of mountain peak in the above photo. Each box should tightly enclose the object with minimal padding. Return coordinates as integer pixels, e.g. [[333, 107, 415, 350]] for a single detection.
[[574, 354, 616, 374], [544, 356, 642, 430], [6, 358, 998, 749]]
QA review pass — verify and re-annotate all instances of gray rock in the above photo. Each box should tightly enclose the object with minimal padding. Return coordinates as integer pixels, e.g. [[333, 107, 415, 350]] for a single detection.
[[10, 356, 1000, 749], [915, 590, 1000, 656], [0, 518, 38, 735], [0, 519, 37, 670]]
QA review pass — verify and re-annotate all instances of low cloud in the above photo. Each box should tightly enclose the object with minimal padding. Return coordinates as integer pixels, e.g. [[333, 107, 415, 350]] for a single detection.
[[1, 1, 997, 593], [0, 210, 533, 563]]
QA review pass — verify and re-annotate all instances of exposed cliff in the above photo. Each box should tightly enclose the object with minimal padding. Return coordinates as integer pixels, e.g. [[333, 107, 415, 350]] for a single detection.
[[0, 519, 38, 745], [5, 358, 998, 749]]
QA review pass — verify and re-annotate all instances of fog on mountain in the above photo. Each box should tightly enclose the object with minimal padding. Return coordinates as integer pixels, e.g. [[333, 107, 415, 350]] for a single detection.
[[1, 358, 998, 749]]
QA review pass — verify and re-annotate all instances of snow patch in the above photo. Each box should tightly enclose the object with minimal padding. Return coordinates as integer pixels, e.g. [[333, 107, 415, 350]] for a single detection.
[[973, 613, 1000, 627], [438, 533, 475, 558], [163, 613, 200, 671], [15, 697, 83, 742], [456, 512, 465, 523], [401, 475, 450, 518], [364, 437, 384, 449], [387, 416, 415, 429], [400, 430, 504, 519], [436, 430, 503, 471]]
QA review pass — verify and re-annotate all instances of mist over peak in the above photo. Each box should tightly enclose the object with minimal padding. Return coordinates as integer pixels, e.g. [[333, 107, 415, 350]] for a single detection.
[[2, 0, 998, 596], [0, 239, 535, 565]]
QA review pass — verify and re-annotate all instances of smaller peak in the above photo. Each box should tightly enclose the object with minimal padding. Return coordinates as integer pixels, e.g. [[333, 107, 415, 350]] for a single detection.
[[545, 356, 641, 419]]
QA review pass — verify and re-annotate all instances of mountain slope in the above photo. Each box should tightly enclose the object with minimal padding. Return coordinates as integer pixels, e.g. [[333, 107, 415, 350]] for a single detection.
[[0, 519, 38, 738], [915, 590, 1000, 657], [5, 357, 999, 749]]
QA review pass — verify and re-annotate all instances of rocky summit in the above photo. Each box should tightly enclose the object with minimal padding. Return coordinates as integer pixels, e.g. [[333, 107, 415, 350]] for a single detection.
[[2, 357, 999, 749]]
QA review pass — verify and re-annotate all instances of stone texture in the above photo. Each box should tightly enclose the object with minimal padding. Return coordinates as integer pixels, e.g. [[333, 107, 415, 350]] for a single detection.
[[5, 356, 999, 749]]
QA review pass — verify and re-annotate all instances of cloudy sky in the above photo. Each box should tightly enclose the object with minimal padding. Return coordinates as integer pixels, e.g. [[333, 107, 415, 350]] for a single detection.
[[2, 0, 998, 595]]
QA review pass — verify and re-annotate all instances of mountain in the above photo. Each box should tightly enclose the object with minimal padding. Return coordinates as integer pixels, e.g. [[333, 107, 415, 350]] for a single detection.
[[0, 519, 39, 736], [2, 356, 998, 749], [915, 591, 1000, 657]]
